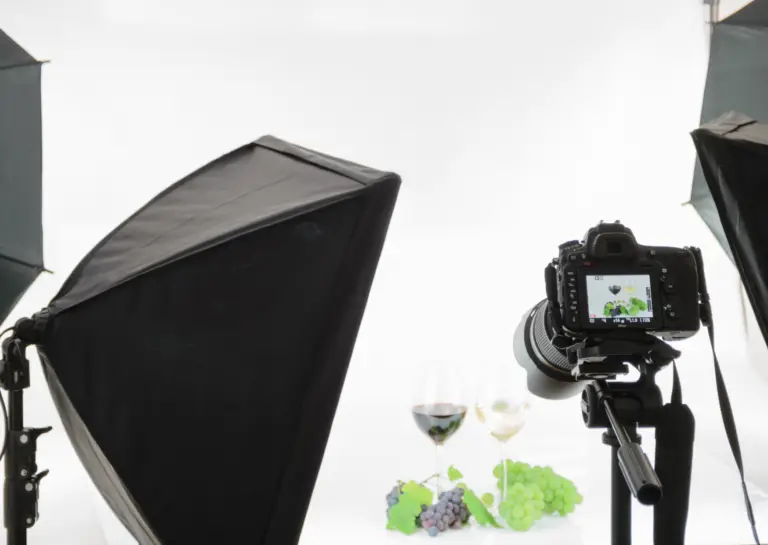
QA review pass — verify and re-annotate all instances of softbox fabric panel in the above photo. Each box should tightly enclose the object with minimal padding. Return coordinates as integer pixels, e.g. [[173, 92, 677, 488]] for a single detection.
[[692, 111, 768, 350], [690, 0, 768, 262], [36, 137, 401, 545]]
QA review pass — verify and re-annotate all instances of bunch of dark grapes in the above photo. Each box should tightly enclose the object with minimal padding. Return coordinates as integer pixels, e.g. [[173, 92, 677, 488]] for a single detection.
[[386, 484, 403, 517], [418, 487, 470, 537]]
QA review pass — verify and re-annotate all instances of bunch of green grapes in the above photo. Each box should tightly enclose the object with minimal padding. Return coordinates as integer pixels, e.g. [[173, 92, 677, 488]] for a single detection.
[[497, 482, 545, 531], [494, 461, 583, 516]]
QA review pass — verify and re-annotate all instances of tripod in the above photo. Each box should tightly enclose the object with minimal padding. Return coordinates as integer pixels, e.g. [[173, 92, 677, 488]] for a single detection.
[[0, 317, 51, 545], [574, 333, 680, 545]]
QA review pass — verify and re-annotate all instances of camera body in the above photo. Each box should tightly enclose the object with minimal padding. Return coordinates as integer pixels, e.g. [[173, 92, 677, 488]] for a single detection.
[[548, 221, 701, 340]]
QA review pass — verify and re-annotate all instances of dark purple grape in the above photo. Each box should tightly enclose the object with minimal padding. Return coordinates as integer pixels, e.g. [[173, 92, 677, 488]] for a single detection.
[[436, 521, 446, 532], [451, 519, 463, 530]]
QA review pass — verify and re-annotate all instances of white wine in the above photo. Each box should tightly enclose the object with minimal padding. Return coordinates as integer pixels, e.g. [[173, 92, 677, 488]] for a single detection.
[[475, 399, 528, 442]]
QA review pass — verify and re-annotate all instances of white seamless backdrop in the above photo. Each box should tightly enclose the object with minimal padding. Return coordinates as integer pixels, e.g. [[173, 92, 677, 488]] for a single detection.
[[0, 0, 766, 544]]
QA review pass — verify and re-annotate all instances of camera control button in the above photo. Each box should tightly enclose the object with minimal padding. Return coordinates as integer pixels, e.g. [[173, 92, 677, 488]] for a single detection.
[[663, 280, 675, 293]]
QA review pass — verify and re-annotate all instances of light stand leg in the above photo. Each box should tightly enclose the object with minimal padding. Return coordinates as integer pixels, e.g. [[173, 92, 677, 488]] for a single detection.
[[5, 390, 26, 545]]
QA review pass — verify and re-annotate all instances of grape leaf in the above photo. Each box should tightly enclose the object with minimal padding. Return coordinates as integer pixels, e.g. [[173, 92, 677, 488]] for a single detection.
[[401, 480, 433, 506], [462, 486, 501, 528], [447, 466, 463, 482], [481, 493, 495, 507], [387, 488, 424, 535], [387, 501, 420, 534]]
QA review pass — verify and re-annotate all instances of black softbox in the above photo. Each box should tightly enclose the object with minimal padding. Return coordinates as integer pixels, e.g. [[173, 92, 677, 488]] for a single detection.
[[692, 111, 768, 350], [34, 136, 401, 545], [690, 0, 768, 263]]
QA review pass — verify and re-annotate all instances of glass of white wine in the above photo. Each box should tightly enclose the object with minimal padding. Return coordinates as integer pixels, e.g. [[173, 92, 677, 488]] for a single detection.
[[475, 362, 530, 504]]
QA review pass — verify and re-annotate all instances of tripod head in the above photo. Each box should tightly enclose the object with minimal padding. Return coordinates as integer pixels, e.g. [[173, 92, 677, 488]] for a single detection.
[[569, 331, 678, 513], [567, 330, 681, 382]]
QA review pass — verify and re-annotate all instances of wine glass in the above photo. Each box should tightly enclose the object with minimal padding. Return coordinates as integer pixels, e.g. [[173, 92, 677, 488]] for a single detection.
[[412, 362, 468, 496], [474, 361, 530, 504]]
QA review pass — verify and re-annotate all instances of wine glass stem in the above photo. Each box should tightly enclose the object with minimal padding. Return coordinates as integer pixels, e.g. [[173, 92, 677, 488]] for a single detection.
[[500, 441, 508, 502], [435, 443, 444, 496]]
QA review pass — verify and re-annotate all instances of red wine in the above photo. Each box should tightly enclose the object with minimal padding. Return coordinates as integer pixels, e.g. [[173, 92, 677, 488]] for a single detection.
[[412, 403, 467, 445]]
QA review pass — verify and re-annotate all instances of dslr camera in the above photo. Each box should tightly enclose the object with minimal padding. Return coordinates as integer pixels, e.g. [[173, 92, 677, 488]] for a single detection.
[[547, 221, 701, 341]]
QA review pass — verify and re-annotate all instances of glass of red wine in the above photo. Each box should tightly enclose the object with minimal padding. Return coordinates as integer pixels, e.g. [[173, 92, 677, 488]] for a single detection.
[[411, 362, 467, 496]]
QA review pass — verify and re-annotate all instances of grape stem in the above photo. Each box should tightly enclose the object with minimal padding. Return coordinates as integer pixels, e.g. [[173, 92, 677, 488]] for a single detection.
[[419, 473, 441, 486]]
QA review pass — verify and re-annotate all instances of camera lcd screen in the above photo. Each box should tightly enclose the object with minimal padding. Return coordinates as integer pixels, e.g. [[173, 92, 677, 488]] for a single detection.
[[585, 274, 654, 325]]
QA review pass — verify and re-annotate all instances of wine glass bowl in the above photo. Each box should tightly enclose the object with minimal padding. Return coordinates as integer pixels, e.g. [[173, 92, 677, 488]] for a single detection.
[[475, 397, 529, 443], [412, 362, 467, 494], [412, 403, 467, 445], [474, 362, 531, 506]]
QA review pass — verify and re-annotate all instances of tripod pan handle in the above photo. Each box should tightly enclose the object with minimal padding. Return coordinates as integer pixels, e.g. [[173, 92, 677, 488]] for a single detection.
[[617, 442, 663, 505]]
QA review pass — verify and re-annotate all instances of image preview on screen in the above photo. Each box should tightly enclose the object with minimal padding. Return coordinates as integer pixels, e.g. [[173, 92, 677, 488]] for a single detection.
[[585, 274, 654, 323]]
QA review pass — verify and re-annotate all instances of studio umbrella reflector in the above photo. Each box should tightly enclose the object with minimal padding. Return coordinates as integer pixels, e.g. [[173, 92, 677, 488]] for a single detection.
[[35, 137, 401, 545], [0, 29, 45, 324]]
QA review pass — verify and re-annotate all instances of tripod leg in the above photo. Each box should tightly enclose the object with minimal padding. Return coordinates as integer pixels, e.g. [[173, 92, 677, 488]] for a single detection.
[[612, 444, 632, 545]]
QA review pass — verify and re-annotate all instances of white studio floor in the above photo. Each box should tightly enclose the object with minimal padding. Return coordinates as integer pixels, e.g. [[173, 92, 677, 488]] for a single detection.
[[10, 405, 768, 545]]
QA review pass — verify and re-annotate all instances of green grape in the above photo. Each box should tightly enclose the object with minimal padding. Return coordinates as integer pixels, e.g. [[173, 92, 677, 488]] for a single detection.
[[523, 487, 535, 500], [495, 461, 583, 518], [498, 482, 544, 531]]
